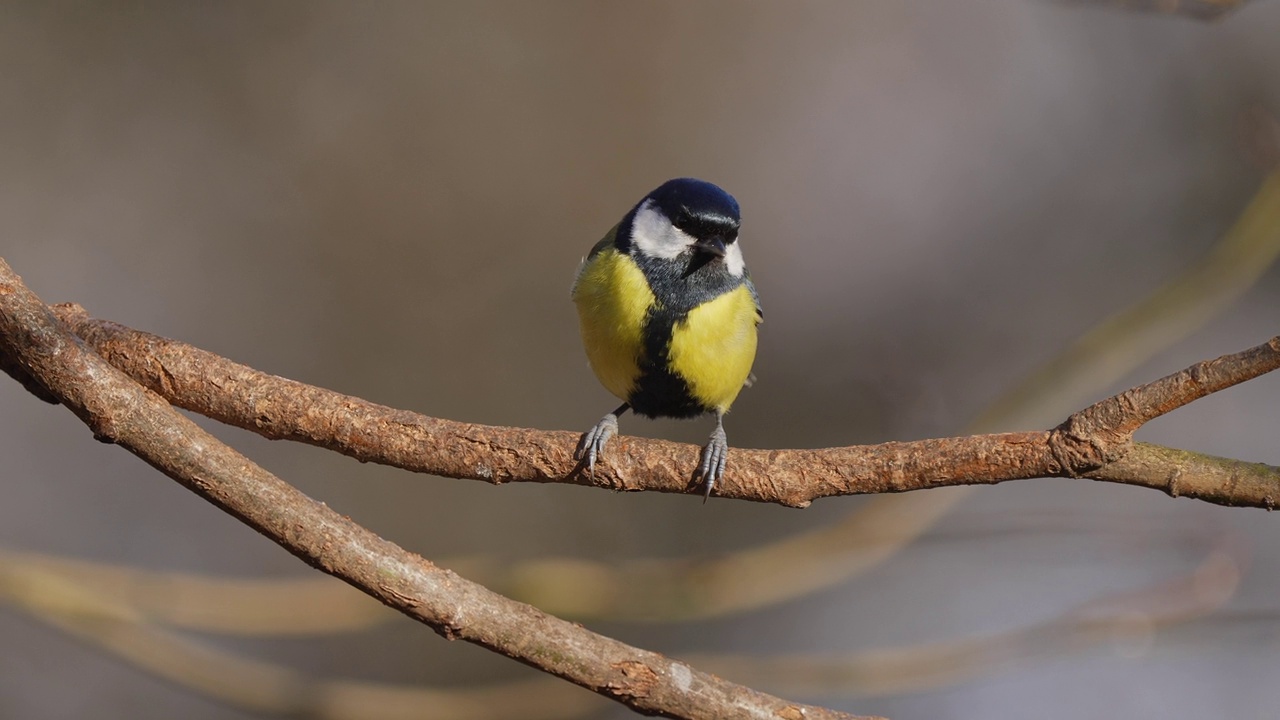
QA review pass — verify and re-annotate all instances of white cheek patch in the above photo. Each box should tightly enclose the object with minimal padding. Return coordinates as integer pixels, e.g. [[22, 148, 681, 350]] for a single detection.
[[724, 238, 746, 277], [631, 200, 695, 259]]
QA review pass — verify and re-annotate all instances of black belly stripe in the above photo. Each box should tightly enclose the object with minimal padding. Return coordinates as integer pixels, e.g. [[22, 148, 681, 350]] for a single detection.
[[625, 250, 745, 419], [629, 305, 705, 419]]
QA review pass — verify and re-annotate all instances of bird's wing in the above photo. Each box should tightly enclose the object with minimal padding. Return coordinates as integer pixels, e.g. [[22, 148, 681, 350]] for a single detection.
[[571, 225, 620, 299], [585, 227, 617, 261], [744, 276, 763, 323], [743, 276, 762, 388]]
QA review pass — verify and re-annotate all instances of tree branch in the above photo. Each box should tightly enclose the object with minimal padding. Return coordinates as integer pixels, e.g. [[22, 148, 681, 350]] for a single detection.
[[0, 260, 874, 720], [47, 303, 1280, 510]]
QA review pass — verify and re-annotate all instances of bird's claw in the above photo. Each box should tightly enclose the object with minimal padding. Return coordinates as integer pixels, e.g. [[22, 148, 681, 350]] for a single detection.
[[576, 412, 619, 479], [695, 423, 728, 502]]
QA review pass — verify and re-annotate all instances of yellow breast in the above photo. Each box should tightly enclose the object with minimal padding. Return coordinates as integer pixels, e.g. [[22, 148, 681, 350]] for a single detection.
[[571, 247, 654, 401], [667, 284, 760, 413]]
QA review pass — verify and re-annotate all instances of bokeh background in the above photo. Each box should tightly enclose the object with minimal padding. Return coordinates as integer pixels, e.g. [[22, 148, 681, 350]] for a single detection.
[[3, 2, 1280, 719]]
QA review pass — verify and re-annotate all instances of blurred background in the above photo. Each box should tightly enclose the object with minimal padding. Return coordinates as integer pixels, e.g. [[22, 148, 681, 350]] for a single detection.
[[2, 1, 1280, 718]]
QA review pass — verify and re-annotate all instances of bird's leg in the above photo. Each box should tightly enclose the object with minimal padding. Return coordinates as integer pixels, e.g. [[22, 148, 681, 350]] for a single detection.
[[576, 403, 630, 479], [696, 412, 729, 502]]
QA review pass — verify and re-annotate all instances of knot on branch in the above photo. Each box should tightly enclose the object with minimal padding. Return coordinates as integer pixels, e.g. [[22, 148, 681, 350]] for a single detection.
[[1047, 412, 1133, 477]]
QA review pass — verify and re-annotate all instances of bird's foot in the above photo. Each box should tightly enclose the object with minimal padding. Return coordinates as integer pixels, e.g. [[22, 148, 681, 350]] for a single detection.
[[694, 421, 728, 502], [576, 411, 620, 479]]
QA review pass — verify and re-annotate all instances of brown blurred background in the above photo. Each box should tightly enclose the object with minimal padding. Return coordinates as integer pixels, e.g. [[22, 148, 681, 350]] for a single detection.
[[3, 2, 1280, 719]]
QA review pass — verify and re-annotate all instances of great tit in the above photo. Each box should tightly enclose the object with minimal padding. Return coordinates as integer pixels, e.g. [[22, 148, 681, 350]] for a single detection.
[[571, 178, 762, 499]]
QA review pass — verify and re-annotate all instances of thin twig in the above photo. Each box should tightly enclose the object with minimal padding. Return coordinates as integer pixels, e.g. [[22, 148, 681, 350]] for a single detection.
[[0, 260, 874, 720], [49, 304, 1280, 510], [1059, 0, 1253, 22]]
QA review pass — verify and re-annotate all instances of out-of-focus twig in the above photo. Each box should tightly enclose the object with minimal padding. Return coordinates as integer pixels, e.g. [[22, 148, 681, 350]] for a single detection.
[[0, 549, 389, 636], [1060, 0, 1253, 22], [0, 258, 872, 720], [693, 538, 1246, 697], [49, 304, 1280, 509]]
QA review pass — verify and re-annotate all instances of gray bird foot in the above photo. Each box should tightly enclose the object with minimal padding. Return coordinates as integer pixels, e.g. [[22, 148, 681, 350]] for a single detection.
[[695, 420, 728, 502], [576, 404, 628, 479]]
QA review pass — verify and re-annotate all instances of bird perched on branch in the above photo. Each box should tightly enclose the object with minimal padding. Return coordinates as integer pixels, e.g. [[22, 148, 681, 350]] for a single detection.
[[571, 178, 762, 499]]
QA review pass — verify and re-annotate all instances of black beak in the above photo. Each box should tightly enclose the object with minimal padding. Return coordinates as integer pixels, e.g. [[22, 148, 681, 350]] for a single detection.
[[696, 236, 727, 258]]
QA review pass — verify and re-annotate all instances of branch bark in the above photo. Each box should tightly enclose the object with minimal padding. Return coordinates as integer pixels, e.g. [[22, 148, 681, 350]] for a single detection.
[[46, 303, 1280, 510], [0, 259, 874, 720]]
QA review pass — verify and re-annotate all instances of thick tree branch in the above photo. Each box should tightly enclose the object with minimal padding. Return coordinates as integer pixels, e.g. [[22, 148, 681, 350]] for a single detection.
[[47, 304, 1280, 510], [0, 261, 872, 720]]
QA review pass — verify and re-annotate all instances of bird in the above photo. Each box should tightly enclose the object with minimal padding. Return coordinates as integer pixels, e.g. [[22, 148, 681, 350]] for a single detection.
[[571, 178, 761, 500]]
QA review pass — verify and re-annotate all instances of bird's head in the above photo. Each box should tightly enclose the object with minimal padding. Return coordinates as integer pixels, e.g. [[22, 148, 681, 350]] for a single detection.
[[624, 178, 745, 277]]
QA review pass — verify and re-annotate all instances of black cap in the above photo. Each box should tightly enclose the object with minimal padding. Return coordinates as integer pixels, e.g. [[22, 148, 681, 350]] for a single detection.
[[646, 178, 740, 243]]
